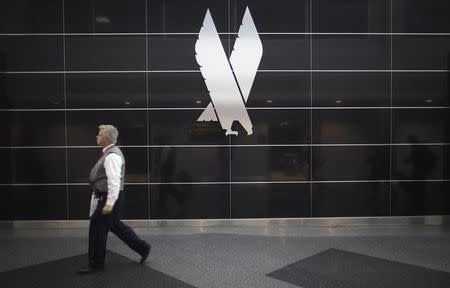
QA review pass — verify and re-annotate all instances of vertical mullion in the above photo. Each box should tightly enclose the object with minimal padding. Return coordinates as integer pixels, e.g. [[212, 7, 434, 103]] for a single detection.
[[228, 0, 232, 219], [62, 0, 69, 219], [389, 0, 393, 216], [309, 0, 313, 217], [146, 0, 150, 219]]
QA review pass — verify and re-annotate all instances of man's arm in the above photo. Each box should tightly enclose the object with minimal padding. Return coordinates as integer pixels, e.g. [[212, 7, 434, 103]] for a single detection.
[[102, 153, 122, 214]]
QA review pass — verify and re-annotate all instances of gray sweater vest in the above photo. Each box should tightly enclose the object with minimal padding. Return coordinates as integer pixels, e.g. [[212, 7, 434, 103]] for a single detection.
[[89, 146, 125, 193]]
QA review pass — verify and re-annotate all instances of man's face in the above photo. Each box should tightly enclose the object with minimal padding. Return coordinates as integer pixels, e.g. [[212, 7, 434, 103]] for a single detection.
[[96, 130, 109, 147]]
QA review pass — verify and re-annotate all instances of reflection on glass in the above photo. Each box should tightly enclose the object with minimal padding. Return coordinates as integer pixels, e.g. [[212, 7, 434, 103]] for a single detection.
[[65, 0, 145, 33], [393, 36, 450, 70], [151, 185, 228, 219], [231, 183, 310, 218], [313, 35, 389, 70], [401, 135, 437, 180], [232, 147, 310, 182], [151, 147, 229, 183], [392, 182, 450, 216], [313, 146, 389, 180], [393, 72, 449, 106], [313, 0, 389, 33]]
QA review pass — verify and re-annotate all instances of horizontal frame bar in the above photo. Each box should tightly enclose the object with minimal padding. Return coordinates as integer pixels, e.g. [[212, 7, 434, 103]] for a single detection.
[[0, 179, 448, 186], [1, 32, 450, 36], [1, 70, 449, 74], [1, 143, 450, 149]]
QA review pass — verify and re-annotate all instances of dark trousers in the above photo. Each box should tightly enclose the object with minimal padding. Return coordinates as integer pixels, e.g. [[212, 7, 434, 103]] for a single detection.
[[88, 192, 148, 268]]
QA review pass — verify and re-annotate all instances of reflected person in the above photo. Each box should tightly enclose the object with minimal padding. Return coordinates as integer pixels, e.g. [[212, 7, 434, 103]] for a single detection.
[[403, 135, 437, 213], [406, 135, 436, 179], [78, 125, 151, 274]]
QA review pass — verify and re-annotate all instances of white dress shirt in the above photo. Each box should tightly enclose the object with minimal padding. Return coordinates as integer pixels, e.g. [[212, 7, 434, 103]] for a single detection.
[[89, 144, 123, 216], [102, 143, 123, 207]]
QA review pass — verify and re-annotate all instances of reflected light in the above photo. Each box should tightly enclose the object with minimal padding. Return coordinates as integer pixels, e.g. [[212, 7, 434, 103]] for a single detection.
[[124, 101, 131, 105], [335, 100, 342, 104], [426, 99, 433, 103], [96, 16, 111, 23], [195, 100, 202, 104], [266, 99, 273, 103]]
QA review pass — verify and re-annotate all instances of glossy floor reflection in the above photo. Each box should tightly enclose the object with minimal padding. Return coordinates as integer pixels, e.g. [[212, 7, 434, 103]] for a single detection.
[[1, 226, 449, 288]]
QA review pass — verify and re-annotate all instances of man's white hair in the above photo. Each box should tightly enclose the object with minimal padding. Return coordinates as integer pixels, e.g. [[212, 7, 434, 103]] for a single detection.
[[98, 124, 119, 144]]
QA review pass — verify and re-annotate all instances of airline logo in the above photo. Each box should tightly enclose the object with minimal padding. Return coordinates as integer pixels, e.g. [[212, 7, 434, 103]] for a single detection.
[[195, 7, 263, 135]]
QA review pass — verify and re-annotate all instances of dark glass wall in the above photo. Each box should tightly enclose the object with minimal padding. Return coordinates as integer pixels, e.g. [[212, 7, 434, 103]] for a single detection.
[[0, 0, 449, 220]]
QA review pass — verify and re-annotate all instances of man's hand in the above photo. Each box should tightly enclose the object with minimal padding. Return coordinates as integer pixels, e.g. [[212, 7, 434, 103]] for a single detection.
[[102, 204, 113, 214]]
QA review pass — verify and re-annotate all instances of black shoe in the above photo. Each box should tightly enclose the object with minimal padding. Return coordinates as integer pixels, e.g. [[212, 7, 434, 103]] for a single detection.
[[140, 244, 151, 264], [77, 266, 104, 274]]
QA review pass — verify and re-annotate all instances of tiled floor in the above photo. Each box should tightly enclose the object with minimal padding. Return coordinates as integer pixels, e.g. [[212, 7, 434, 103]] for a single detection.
[[1, 225, 450, 288]]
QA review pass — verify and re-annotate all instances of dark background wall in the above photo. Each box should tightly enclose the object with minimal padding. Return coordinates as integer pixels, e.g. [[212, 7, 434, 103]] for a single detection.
[[0, 0, 449, 220]]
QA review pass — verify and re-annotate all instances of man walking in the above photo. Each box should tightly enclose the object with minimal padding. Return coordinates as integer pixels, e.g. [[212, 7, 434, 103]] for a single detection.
[[78, 124, 151, 274]]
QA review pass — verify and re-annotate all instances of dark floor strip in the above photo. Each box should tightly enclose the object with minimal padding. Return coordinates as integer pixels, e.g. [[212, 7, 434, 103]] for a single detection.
[[267, 248, 450, 288], [0, 250, 197, 288]]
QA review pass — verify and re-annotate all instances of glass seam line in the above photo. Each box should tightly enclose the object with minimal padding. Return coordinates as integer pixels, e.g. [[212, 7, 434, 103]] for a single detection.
[[2, 179, 449, 186]]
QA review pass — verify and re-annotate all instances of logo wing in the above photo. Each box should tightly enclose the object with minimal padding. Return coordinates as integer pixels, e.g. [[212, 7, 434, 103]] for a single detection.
[[229, 7, 263, 103], [195, 10, 247, 129], [197, 7, 262, 123]]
